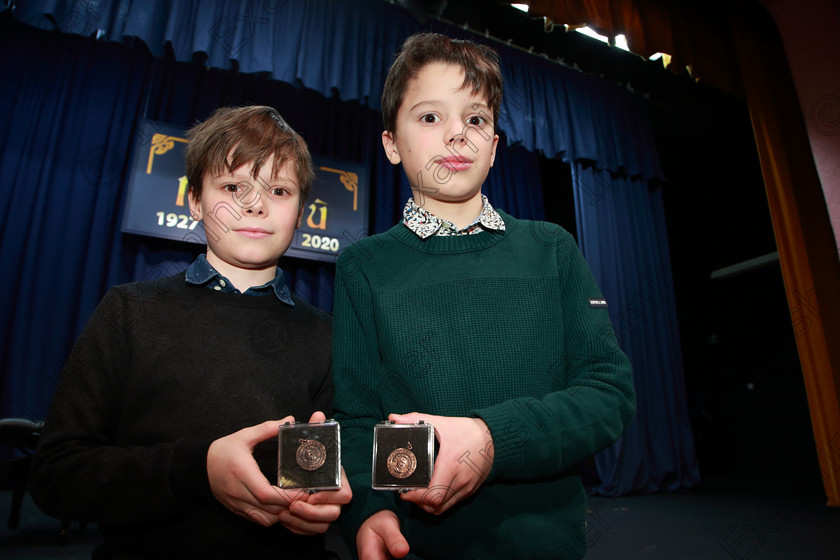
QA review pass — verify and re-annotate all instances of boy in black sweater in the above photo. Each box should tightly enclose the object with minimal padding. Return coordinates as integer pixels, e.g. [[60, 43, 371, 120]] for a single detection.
[[30, 106, 351, 559]]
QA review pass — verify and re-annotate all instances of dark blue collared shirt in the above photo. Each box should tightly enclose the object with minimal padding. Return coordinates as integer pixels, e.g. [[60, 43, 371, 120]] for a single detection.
[[184, 254, 294, 306]]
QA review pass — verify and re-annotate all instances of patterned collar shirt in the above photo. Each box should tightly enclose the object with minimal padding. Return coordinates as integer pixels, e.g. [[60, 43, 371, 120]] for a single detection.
[[184, 254, 295, 305], [402, 194, 506, 239]]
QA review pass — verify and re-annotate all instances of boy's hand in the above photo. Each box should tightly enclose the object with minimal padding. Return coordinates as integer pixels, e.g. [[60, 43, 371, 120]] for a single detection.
[[388, 412, 494, 516], [278, 465, 353, 535], [207, 411, 350, 532], [357, 510, 410, 560], [208, 418, 293, 526]]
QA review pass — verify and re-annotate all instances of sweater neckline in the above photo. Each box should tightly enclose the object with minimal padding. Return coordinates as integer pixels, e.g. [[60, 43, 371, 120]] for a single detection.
[[389, 210, 517, 254], [175, 277, 296, 311]]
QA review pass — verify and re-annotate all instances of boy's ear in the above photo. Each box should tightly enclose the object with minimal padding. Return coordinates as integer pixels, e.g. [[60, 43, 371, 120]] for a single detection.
[[187, 187, 202, 221], [296, 205, 304, 229], [381, 130, 401, 165], [489, 133, 500, 168]]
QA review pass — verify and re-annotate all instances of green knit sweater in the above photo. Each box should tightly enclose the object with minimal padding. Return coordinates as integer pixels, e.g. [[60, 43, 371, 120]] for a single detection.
[[332, 211, 635, 560]]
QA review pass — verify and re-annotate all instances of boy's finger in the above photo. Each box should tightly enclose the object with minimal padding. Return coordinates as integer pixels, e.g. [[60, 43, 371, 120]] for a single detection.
[[288, 500, 342, 523], [401, 458, 465, 513], [307, 484, 353, 505], [278, 509, 329, 535], [381, 525, 410, 558], [389, 412, 443, 445], [262, 485, 310, 507], [245, 506, 281, 527], [307, 410, 327, 423], [357, 511, 410, 559]]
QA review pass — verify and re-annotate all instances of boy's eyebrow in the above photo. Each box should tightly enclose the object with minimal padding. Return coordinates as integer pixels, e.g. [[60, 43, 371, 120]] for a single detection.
[[408, 100, 492, 114], [209, 171, 240, 181], [408, 99, 444, 113], [269, 177, 299, 188], [209, 170, 250, 182], [208, 168, 298, 186]]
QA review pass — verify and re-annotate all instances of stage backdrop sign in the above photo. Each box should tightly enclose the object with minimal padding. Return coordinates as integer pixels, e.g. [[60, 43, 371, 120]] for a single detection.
[[121, 120, 368, 262]]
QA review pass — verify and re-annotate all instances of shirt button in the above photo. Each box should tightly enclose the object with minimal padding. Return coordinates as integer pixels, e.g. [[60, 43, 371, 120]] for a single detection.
[[214, 285, 222, 291], [219, 279, 226, 287]]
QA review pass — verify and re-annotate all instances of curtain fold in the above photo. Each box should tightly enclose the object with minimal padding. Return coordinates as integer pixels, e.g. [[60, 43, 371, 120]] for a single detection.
[[0, 11, 152, 419], [497, 45, 665, 180], [573, 163, 700, 494], [11, 0, 664, 182], [13, 0, 420, 108]]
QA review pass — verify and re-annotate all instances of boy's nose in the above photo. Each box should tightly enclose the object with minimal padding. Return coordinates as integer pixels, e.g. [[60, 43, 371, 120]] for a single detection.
[[243, 192, 266, 215], [446, 132, 467, 146], [444, 120, 467, 146]]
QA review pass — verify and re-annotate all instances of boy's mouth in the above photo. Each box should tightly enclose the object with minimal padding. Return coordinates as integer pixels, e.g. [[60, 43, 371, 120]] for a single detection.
[[436, 157, 473, 172], [235, 227, 271, 239]]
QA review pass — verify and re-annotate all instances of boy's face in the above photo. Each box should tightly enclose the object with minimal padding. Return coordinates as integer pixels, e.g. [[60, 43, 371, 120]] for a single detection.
[[188, 155, 303, 277], [382, 62, 499, 209]]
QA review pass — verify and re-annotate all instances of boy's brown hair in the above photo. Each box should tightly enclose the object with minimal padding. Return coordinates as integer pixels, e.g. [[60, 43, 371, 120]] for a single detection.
[[381, 33, 503, 134], [185, 106, 314, 207]]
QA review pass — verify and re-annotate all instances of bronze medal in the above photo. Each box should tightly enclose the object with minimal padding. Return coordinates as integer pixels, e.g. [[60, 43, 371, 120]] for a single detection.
[[386, 442, 417, 479], [296, 439, 326, 471]]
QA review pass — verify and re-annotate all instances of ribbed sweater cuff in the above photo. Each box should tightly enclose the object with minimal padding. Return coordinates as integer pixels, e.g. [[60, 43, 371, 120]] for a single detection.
[[169, 438, 215, 503], [472, 406, 524, 482]]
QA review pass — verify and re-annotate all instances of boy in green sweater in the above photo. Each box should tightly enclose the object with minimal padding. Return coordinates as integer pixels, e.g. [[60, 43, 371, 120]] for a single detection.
[[31, 106, 351, 559], [332, 34, 635, 559]]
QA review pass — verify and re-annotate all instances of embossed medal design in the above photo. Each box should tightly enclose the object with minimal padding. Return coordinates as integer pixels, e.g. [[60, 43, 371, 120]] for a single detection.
[[386, 442, 417, 479], [296, 439, 326, 471]]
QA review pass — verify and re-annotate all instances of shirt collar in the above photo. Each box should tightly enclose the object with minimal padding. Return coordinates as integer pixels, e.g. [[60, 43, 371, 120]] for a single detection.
[[184, 254, 294, 306], [402, 194, 506, 239]]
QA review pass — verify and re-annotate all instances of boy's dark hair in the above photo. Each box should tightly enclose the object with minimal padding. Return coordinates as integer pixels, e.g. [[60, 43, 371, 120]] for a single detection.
[[381, 33, 503, 134], [185, 106, 314, 207]]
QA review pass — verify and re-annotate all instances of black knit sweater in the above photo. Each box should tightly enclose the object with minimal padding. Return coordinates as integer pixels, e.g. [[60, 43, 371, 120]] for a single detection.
[[30, 273, 333, 559]]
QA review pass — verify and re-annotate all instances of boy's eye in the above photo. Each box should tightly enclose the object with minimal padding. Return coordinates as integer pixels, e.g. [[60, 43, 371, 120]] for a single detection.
[[466, 115, 487, 127], [420, 114, 440, 124], [223, 183, 240, 193], [270, 187, 287, 196]]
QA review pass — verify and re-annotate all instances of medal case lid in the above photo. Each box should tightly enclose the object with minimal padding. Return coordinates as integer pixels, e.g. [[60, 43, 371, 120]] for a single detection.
[[372, 421, 435, 490], [278, 420, 341, 491]]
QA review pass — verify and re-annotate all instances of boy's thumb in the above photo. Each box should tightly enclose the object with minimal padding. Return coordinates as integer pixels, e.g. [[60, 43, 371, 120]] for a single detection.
[[249, 417, 294, 444], [387, 412, 424, 425]]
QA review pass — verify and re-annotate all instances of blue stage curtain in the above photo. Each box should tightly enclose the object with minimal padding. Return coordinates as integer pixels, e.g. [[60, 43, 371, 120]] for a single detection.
[[11, 0, 664, 173], [4, 1, 698, 496], [11, 0, 420, 107], [573, 163, 701, 494], [0, 12, 151, 420]]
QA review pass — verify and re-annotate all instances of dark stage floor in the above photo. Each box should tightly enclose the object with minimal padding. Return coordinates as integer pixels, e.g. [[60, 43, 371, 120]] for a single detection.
[[1, 475, 838, 559]]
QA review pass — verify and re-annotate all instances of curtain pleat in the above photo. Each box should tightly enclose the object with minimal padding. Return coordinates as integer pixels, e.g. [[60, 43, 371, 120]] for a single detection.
[[10, 0, 664, 182], [573, 164, 700, 494]]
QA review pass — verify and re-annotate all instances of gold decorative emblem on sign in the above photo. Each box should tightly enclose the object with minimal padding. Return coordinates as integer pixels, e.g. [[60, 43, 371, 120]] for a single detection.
[[146, 134, 189, 174], [296, 439, 326, 471], [319, 166, 359, 211], [386, 442, 417, 479]]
